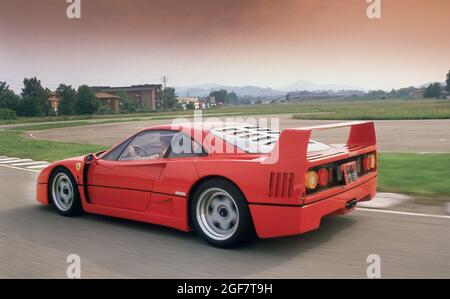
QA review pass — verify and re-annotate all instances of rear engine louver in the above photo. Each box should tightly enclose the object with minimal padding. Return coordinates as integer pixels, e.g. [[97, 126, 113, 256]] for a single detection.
[[268, 172, 294, 198]]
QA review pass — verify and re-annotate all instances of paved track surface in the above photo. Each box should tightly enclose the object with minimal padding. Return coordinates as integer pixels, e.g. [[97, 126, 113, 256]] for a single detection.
[[1, 166, 449, 278], [29, 116, 450, 153]]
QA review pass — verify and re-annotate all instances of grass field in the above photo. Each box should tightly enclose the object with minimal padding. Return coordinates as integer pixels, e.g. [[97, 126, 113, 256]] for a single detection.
[[2, 99, 449, 127], [1, 130, 449, 198], [377, 153, 450, 197], [0, 131, 107, 162], [292, 99, 450, 120]]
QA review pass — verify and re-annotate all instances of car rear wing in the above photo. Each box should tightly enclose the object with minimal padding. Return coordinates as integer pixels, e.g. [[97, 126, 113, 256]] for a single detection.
[[264, 121, 376, 166]]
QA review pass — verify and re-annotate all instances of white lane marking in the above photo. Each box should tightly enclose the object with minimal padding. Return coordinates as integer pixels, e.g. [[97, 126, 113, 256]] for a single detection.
[[27, 164, 49, 169], [0, 157, 19, 162], [0, 159, 32, 164], [0, 159, 20, 164], [0, 163, 41, 173], [356, 207, 450, 220], [12, 161, 49, 166]]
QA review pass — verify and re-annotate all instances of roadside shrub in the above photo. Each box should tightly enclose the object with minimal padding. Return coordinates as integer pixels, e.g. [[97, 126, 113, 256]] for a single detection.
[[0, 108, 17, 120], [97, 105, 112, 115]]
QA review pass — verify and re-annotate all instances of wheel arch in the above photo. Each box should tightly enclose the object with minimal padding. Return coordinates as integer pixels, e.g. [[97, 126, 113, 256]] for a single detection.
[[47, 165, 75, 206], [187, 175, 248, 227]]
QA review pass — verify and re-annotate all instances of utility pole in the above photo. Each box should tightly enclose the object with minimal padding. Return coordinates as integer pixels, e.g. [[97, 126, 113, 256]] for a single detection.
[[161, 76, 168, 90], [161, 76, 168, 111]]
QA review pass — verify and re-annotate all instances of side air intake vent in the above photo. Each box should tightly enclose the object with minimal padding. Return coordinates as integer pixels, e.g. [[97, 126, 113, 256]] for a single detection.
[[268, 172, 294, 198]]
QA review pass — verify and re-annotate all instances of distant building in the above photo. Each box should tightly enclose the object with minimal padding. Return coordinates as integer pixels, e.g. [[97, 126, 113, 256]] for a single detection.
[[92, 84, 163, 111], [201, 96, 216, 109], [178, 96, 216, 110], [48, 92, 61, 113], [178, 96, 200, 110], [411, 88, 425, 99], [96, 92, 121, 113]]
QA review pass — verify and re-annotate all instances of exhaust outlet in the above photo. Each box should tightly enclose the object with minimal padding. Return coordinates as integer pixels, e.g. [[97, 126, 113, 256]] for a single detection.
[[345, 199, 357, 210]]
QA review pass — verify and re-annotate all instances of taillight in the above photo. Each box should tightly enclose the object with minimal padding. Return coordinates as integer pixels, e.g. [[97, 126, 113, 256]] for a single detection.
[[363, 153, 377, 171], [305, 171, 318, 190], [317, 168, 329, 187]]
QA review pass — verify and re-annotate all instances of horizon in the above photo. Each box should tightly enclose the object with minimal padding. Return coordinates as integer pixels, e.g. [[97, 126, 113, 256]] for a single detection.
[[1, 78, 447, 96], [1, 0, 449, 94]]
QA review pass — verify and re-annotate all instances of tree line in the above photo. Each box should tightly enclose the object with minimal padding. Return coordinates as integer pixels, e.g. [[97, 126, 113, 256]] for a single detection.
[[423, 69, 450, 98], [0, 77, 101, 119], [209, 89, 239, 104], [365, 70, 450, 99]]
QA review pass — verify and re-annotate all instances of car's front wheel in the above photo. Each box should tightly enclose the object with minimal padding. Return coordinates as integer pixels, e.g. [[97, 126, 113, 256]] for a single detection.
[[190, 179, 254, 248], [49, 168, 83, 216]]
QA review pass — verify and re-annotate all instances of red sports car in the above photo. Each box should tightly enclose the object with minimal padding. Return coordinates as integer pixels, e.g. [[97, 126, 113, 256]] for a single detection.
[[36, 121, 377, 247]]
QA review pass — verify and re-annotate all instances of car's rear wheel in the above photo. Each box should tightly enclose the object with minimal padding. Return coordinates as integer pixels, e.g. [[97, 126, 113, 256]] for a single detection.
[[50, 168, 83, 216], [191, 179, 254, 248]]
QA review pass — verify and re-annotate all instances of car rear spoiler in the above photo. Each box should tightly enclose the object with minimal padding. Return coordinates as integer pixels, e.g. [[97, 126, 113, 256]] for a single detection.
[[264, 121, 376, 165]]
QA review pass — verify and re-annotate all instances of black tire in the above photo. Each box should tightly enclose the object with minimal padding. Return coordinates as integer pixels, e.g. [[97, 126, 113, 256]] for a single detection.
[[190, 178, 255, 248], [49, 167, 83, 217]]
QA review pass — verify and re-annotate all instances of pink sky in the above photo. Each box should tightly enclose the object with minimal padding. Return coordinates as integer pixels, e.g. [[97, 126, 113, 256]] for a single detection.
[[0, 0, 449, 92]]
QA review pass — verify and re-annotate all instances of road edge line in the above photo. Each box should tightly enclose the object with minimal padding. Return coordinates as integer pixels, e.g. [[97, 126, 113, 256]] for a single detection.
[[356, 207, 450, 220]]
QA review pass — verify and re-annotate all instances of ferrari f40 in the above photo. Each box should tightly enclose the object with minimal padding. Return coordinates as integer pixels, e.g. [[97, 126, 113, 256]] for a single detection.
[[36, 121, 377, 247]]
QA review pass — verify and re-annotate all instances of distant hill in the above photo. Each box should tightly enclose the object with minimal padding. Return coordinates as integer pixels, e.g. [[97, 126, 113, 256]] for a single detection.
[[280, 80, 366, 92], [175, 84, 286, 98], [175, 80, 367, 98]]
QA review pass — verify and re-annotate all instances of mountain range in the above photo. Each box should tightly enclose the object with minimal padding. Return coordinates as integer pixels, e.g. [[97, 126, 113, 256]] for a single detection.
[[175, 81, 366, 98]]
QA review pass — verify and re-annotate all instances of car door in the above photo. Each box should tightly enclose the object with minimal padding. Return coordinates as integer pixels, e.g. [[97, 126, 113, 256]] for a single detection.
[[86, 130, 176, 211]]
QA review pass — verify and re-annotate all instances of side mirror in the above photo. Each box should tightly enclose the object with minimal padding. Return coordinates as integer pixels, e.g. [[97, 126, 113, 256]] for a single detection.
[[84, 153, 99, 165]]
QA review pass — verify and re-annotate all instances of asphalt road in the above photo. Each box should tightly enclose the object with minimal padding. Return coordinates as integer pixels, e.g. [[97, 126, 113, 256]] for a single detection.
[[1, 166, 449, 278], [29, 116, 450, 153]]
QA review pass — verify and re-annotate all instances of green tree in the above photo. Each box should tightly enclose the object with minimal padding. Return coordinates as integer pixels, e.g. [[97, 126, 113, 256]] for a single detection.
[[368, 90, 387, 98], [424, 83, 442, 98], [0, 108, 17, 120], [0, 81, 20, 112], [210, 89, 229, 104], [185, 102, 195, 110], [161, 87, 177, 110], [209, 89, 240, 104], [19, 77, 50, 116], [0, 81, 7, 94], [228, 92, 239, 104], [56, 84, 77, 115], [446, 70, 450, 93], [117, 91, 136, 113], [75, 85, 99, 114]]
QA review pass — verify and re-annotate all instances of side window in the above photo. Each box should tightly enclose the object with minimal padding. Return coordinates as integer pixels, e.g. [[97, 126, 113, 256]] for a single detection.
[[102, 136, 134, 161], [168, 133, 206, 158], [119, 130, 176, 161]]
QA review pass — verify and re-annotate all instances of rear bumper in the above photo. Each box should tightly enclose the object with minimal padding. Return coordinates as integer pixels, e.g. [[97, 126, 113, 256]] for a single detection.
[[249, 176, 377, 239]]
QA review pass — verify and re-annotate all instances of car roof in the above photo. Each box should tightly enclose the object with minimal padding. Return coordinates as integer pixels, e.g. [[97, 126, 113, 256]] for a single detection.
[[142, 122, 280, 154], [140, 122, 330, 154]]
